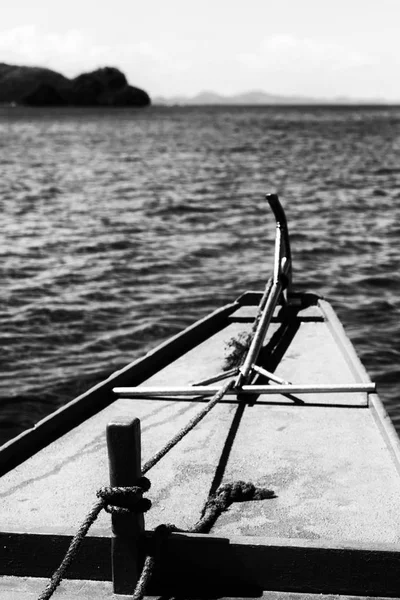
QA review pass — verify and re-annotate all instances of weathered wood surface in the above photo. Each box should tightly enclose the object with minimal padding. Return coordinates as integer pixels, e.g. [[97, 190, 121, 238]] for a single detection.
[[106, 418, 143, 592], [114, 383, 375, 395], [0, 299, 397, 542], [145, 531, 400, 597], [227, 303, 323, 323], [132, 316, 368, 406], [3, 531, 400, 597], [2, 576, 399, 600], [1, 392, 399, 543], [0, 398, 237, 537], [1, 294, 400, 597], [0, 533, 110, 580], [370, 392, 400, 477]]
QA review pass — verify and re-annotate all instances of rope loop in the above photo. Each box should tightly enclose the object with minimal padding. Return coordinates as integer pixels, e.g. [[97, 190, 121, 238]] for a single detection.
[[97, 477, 152, 514]]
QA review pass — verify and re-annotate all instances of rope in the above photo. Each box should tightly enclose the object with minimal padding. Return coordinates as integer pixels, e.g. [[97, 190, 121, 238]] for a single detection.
[[129, 481, 276, 600], [252, 277, 274, 332], [37, 379, 235, 599], [185, 480, 275, 534], [37, 497, 105, 600], [98, 479, 151, 514], [142, 378, 235, 474], [131, 554, 156, 600], [130, 524, 171, 600], [37, 482, 151, 600], [224, 277, 273, 370]]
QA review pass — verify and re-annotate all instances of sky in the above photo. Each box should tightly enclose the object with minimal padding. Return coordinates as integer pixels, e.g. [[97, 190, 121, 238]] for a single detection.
[[1, 0, 400, 101]]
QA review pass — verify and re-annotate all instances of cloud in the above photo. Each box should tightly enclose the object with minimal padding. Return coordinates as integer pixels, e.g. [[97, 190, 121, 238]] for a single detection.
[[0, 25, 191, 95], [0, 26, 385, 98], [238, 34, 375, 73], [0, 25, 168, 76], [0, 25, 217, 95], [0, 26, 85, 69]]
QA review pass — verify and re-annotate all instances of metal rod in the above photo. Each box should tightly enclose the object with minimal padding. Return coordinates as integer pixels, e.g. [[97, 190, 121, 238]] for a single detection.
[[273, 220, 282, 284], [114, 383, 376, 396], [257, 277, 274, 314], [252, 364, 291, 385]]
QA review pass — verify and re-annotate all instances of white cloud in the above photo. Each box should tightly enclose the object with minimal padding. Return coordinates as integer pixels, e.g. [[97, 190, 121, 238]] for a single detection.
[[0, 26, 391, 98], [0, 26, 86, 68], [238, 34, 376, 73], [0, 25, 167, 76], [0, 26, 217, 95]]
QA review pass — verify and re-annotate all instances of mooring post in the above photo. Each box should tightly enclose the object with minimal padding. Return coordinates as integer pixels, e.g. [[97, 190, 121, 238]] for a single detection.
[[106, 417, 144, 594]]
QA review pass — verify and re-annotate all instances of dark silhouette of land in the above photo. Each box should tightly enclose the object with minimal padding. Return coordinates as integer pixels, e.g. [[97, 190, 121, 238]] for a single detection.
[[0, 63, 151, 107]]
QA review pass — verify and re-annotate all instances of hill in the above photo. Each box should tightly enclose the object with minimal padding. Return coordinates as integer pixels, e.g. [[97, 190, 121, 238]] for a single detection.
[[0, 63, 150, 107], [153, 90, 388, 106]]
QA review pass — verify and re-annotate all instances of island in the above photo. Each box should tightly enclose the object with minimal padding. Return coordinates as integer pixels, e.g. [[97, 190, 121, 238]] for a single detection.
[[0, 63, 151, 107]]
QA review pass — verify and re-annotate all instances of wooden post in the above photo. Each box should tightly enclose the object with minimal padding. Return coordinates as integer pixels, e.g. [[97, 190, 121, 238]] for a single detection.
[[106, 417, 144, 594]]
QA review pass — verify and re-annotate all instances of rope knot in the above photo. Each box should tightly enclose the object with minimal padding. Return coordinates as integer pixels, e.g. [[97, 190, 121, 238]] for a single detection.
[[97, 477, 152, 514], [189, 480, 276, 534], [216, 480, 275, 504]]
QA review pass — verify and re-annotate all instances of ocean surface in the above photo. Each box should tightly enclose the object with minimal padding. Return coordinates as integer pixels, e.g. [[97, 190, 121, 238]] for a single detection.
[[1, 105, 400, 446]]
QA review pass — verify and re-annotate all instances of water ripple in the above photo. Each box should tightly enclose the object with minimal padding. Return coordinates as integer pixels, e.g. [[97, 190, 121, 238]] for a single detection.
[[1, 105, 400, 444]]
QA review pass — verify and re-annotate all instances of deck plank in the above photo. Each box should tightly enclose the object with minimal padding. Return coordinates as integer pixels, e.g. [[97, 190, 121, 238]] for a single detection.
[[0, 399, 237, 536], [228, 305, 324, 322], [213, 403, 400, 544], [0, 304, 397, 595], [142, 321, 263, 387], [1, 400, 399, 545], [138, 321, 367, 406], [1, 576, 397, 600], [0, 319, 381, 541], [270, 321, 367, 406]]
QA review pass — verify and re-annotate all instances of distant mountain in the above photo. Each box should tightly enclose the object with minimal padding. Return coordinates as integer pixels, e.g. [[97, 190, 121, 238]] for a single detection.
[[0, 63, 151, 107], [153, 90, 389, 106]]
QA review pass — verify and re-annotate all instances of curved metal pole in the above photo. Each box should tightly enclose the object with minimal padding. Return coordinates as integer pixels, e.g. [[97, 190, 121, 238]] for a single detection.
[[266, 193, 292, 290], [235, 193, 292, 388]]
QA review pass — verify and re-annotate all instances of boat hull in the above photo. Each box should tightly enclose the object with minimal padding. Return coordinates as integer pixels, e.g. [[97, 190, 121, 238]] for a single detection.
[[1, 291, 400, 598]]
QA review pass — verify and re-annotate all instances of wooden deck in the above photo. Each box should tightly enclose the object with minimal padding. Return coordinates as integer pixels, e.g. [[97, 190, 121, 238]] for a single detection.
[[2, 576, 398, 600], [1, 293, 400, 597]]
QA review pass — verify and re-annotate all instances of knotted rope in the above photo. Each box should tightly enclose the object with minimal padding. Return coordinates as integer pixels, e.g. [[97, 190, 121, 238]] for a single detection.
[[37, 361, 276, 599], [179, 480, 275, 534], [98, 479, 152, 514], [130, 481, 275, 600], [37, 378, 238, 599], [37, 479, 152, 600]]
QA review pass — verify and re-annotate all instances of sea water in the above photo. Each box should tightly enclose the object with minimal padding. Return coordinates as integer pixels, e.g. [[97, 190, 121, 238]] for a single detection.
[[1, 105, 400, 445]]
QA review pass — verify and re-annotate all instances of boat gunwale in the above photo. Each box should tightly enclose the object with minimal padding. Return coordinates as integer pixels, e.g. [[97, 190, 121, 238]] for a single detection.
[[318, 298, 400, 475], [0, 300, 240, 476], [3, 529, 400, 597], [318, 299, 372, 384], [2, 291, 400, 597], [2, 291, 399, 478]]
